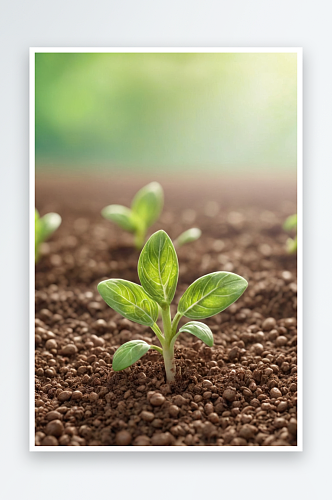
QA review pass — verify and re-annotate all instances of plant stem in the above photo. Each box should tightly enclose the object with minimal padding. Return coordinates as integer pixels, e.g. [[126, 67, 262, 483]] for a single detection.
[[151, 323, 164, 345], [161, 305, 176, 382], [171, 311, 182, 337], [150, 345, 163, 355], [163, 344, 176, 382], [134, 227, 146, 250], [160, 305, 172, 341]]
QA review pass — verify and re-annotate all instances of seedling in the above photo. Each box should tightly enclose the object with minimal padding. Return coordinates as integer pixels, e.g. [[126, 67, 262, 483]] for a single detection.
[[101, 182, 164, 250], [98, 230, 248, 382], [35, 209, 62, 262], [174, 227, 201, 248], [283, 214, 297, 254]]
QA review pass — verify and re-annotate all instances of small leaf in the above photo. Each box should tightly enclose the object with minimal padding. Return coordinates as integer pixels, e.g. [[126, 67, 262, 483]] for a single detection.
[[178, 271, 248, 320], [175, 228, 201, 247], [283, 214, 297, 232], [286, 236, 297, 254], [97, 279, 158, 326], [112, 340, 150, 371], [138, 230, 178, 307], [39, 212, 62, 241], [131, 182, 163, 228], [179, 321, 214, 347], [35, 211, 61, 263], [101, 205, 140, 232]]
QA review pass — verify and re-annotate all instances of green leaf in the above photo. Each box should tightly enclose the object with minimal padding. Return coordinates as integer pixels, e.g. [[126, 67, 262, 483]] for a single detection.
[[283, 214, 297, 232], [131, 182, 163, 228], [101, 205, 140, 232], [286, 236, 297, 254], [178, 271, 248, 320], [179, 321, 214, 347], [35, 210, 61, 263], [97, 279, 158, 326], [112, 340, 151, 371], [175, 228, 201, 247], [39, 212, 62, 241], [138, 230, 178, 307]]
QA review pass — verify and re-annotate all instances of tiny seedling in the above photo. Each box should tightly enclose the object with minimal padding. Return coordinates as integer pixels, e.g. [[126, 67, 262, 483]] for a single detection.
[[101, 182, 164, 250], [174, 227, 202, 248], [35, 209, 62, 262], [283, 214, 297, 254], [97, 230, 248, 383]]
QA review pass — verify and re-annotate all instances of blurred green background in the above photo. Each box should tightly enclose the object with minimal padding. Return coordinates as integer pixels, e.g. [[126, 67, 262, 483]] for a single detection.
[[35, 52, 297, 174]]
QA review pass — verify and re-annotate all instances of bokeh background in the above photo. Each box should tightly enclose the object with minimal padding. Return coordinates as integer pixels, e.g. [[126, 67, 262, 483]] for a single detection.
[[35, 52, 297, 176]]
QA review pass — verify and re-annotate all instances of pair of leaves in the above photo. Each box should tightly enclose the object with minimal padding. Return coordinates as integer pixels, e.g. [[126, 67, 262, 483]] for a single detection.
[[101, 182, 163, 234], [98, 230, 248, 326], [112, 321, 213, 371]]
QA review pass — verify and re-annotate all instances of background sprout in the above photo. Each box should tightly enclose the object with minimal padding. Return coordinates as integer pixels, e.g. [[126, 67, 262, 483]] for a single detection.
[[35, 209, 62, 263], [98, 230, 248, 383], [101, 182, 164, 250], [174, 227, 202, 247], [283, 214, 297, 254]]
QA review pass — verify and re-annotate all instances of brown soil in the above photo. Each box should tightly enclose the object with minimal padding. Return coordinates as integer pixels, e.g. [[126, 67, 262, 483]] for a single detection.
[[35, 173, 297, 447]]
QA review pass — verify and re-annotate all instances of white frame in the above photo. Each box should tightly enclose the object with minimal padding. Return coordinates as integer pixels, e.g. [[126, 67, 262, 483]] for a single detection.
[[30, 47, 302, 452]]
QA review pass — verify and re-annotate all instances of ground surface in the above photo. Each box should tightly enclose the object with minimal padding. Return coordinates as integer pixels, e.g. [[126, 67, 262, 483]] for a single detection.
[[35, 173, 297, 447]]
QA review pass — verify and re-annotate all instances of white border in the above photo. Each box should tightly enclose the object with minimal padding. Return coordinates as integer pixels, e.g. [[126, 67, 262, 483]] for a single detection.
[[30, 47, 302, 452]]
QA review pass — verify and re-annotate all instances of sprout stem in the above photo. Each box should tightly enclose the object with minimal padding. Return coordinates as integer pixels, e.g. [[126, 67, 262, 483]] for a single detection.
[[151, 323, 164, 345], [134, 227, 146, 250], [150, 345, 163, 355], [160, 305, 176, 382], [163, 344, 176, 382]]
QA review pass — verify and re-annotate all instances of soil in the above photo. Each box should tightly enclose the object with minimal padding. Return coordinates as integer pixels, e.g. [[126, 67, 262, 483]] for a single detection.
[[35, 173, 297, 447]]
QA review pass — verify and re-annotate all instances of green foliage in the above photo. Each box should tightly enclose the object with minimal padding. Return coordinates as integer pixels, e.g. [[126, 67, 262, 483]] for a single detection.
[[98, 230, 248, 382], [101, 182, 201, 251], [138, 230, 178, 307], [101, 205, 140, 232], [283, 214, 297, 254], [101, 182, 163, 249], [286, 236, 297, 254], [35, 209, 61, 262], [178, 321, 213, 347], [97, 279, 158, 326], [174, 228, 201, 247], [283, 214, 297, 231], [112, 340, 151, 371], [178, 272, 248, 320], [131, 182, 163, 228]]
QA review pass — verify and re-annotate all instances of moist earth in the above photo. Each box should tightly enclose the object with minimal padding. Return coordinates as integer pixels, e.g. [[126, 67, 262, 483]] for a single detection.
[[35, 175, 297, 447]]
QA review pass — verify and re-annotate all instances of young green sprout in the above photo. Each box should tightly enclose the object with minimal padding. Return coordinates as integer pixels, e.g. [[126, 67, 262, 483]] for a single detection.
[[35, 209, 62, 262], [174, 227, 202, 248], [101, 182, 164, 250], [283, 214, 297, 254], [97, 230, 248, 383]]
